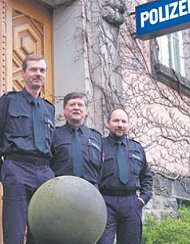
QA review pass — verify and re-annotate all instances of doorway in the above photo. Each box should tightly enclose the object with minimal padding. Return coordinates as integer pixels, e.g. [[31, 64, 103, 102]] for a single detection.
[[0, 0, 53, 242]]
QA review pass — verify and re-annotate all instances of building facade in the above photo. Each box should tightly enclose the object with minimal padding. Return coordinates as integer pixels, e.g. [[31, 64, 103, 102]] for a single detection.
[[0, 0, 190, 242]]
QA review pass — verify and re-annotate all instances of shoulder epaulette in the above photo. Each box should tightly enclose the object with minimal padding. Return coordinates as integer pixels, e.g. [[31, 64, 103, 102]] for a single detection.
[[3, 91, 17, 96], [55, 125, 62, 129], [90, 128, 102, 136], [43, 98, 54, 108], [129, 137, 141, 145]]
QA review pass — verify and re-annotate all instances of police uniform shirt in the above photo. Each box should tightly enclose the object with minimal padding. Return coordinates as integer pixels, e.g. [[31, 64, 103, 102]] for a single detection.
[[99, 135, 153, 204], [0, 88, 55, 159], [51, 123, 103, 186]]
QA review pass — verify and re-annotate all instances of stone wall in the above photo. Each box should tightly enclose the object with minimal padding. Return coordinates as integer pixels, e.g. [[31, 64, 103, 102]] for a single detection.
[[143, 173, 190, 220]]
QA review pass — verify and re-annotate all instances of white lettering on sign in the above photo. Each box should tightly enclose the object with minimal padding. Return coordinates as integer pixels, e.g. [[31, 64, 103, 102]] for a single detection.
[[170, 2, 178, 19], [159, 6, 169, 22], [140, 0, 190, 28]]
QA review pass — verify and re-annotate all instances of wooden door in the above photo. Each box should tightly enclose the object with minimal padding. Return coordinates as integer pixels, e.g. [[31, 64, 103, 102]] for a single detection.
[[12, 0, 54, 101], [0, 0, 53, 100], [0, 0, 53, 243]]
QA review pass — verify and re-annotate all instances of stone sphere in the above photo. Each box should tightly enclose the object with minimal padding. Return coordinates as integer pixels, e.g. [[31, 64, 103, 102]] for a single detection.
[[28, 176, 107, 244]]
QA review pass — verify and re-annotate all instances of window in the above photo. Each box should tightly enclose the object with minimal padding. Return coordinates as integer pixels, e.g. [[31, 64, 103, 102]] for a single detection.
[[152, 29, 190, 94]]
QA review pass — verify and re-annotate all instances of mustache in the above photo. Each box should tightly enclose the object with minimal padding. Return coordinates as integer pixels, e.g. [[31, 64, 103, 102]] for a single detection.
[[115, 127, 125, 130], [33, 75, 43, 80]]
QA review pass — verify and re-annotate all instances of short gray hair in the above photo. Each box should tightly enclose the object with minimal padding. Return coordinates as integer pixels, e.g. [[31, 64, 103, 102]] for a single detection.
[[63, 92, 88, 108]]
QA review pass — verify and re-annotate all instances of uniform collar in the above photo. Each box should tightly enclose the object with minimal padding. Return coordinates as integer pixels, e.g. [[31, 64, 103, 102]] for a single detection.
[[108, 134, 127, 146], [65, 122, 85, 134], [22, 87, 40, 104]]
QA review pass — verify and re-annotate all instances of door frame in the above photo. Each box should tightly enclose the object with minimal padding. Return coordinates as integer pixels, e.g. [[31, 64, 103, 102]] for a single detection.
[[0, 1, 54, 243]]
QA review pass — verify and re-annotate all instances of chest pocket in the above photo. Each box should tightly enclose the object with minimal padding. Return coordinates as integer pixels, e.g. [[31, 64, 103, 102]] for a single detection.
[[8, 110, 30, 137], [88, 138, 101, 166], [129, 150, 143, 176], [44, 116, 55, 140], [102, 155, 115, 178]]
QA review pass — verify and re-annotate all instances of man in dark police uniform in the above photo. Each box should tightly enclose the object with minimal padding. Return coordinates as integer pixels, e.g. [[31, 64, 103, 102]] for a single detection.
[[98, 108, 153, 244], [0, 54, 55, 244], [51, 92, 102, 188]]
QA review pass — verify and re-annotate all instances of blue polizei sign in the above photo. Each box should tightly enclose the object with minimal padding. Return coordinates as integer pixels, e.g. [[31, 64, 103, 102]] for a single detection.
[[136, 0, 190, 40]]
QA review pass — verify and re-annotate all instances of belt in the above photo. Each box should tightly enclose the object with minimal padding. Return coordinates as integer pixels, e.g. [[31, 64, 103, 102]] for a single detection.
[[5, 154, 50, 166], [100, 190, 136, 197]]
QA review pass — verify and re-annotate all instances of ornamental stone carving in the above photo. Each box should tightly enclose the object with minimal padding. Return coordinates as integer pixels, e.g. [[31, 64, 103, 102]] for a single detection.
[[102, 0, 126, 27]]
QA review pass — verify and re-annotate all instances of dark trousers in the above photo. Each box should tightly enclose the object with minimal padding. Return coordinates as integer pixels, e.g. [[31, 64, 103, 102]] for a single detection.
[[1, 159, 54, 244], [97, 195, 142, 244]]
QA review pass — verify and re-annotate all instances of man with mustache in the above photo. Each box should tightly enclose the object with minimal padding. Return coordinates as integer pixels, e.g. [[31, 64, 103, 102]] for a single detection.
[[51, 92, 102, 188], [98, 108, 153, 244], [0, 54, 55, 244]]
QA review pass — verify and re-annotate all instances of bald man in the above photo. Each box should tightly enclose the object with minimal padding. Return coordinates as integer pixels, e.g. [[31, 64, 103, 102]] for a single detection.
[[98, 108, 153, 244]]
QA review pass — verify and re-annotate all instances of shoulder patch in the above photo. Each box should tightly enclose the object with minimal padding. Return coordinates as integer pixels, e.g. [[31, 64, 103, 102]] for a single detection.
[[3, 91, 17, 96]]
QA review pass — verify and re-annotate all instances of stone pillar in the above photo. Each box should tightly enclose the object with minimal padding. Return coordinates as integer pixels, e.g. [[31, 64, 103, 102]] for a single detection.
[[82, 0, 126, 132], [53, 0, 86, 124], [53, 0, 126, 131]]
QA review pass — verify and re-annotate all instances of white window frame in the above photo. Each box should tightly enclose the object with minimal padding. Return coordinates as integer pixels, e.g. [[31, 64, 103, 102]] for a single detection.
[[157, 31, 185, 78]]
